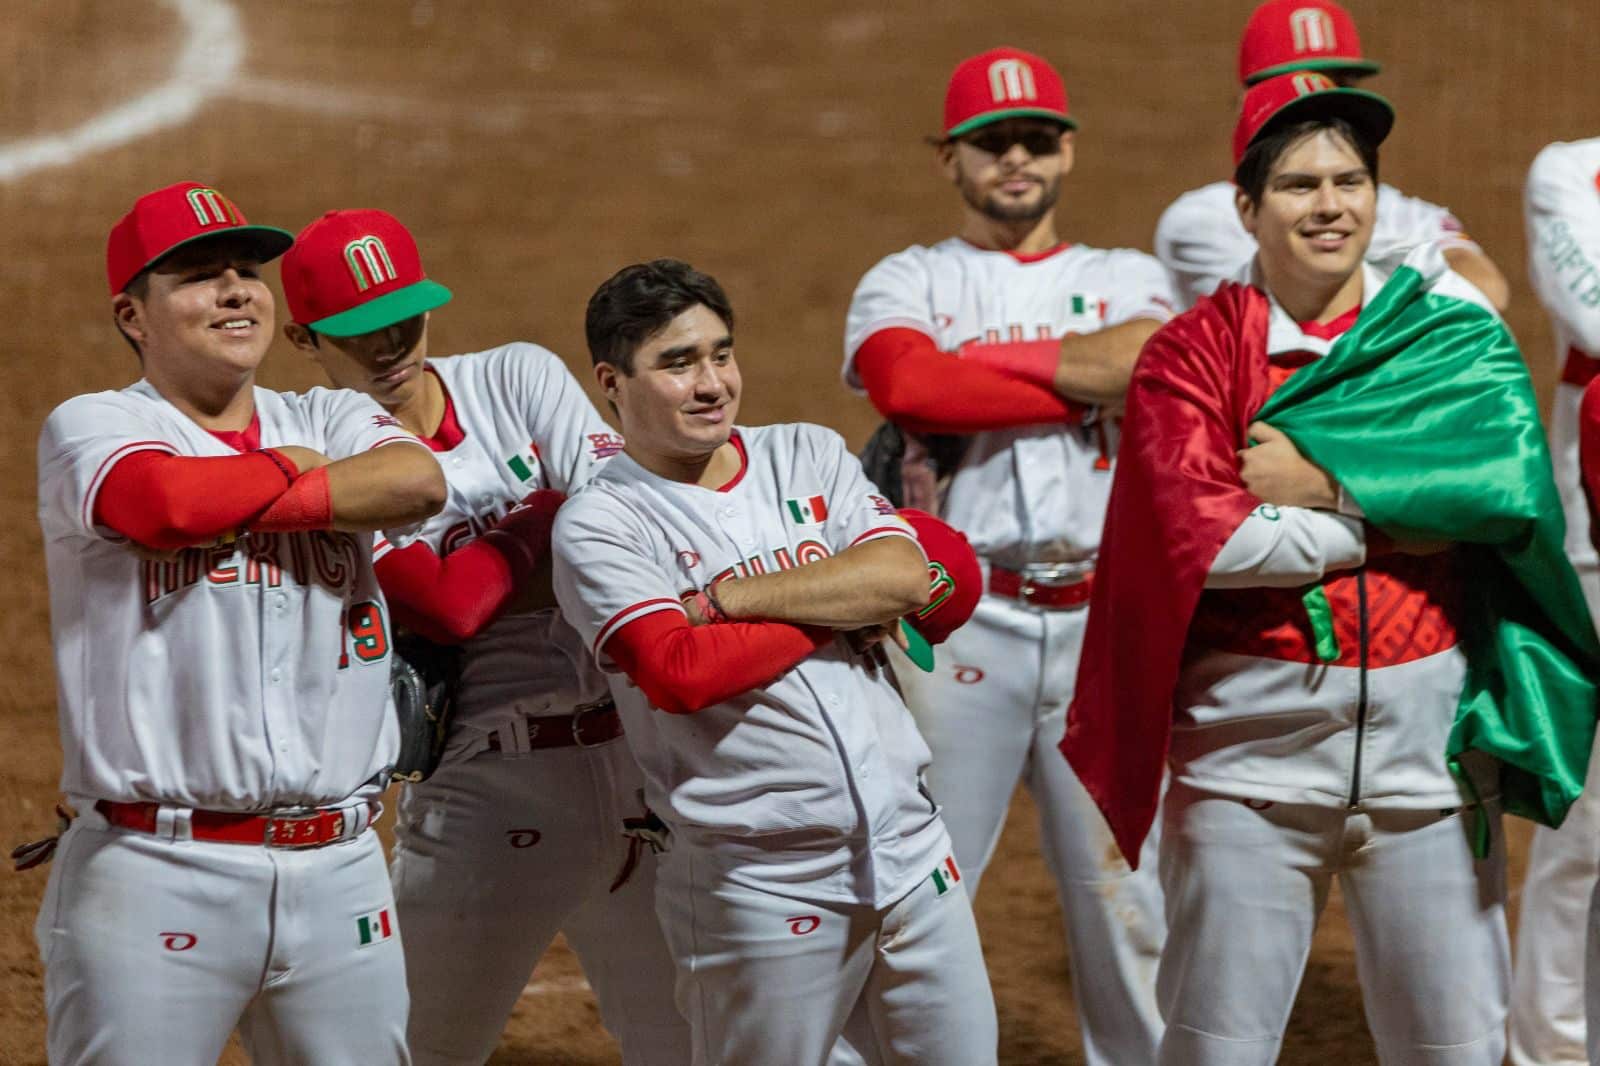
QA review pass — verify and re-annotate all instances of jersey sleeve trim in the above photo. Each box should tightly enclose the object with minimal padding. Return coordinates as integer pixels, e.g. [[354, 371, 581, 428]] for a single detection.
[[594, 597, 687, 656], [850, 525, 918, 548], [82, 439, 177, 535]]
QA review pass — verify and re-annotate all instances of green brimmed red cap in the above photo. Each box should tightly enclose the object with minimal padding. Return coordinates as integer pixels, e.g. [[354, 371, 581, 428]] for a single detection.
[[896, 508, 982, 672], [1232, 70, 1393, 167], [943, 47, 1076, 139], [280, 209, 452, 337], [106, 181, 293, 295], [1238, 0, 1380, 86]]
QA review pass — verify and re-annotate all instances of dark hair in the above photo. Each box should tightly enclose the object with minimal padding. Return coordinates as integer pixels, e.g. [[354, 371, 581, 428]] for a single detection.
[[585, 258, 733, 374], [1233, 117, 1380, 206]]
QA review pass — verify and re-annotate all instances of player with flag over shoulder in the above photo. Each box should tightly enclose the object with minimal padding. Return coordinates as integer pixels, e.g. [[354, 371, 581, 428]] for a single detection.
[[553, 258, 997, 1065], [1064, 73, 1600, 1065]]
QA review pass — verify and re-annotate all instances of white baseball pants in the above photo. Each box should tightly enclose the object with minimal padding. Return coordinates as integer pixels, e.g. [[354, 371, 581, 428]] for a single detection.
[[389, 736, 688, 1066], [36, 805, 408, 1065], [890, 592, 1165, 1066], [653, 844, 997, 1066], [1156, 782, 1509, 1066], [1509, 563, 1600, 1066]]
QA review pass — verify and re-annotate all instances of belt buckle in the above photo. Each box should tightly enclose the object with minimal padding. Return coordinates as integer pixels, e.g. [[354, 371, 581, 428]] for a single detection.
[[569, 700, 614, 749], [1017, 560, 1093, 610], [265, 809, 333, 849]]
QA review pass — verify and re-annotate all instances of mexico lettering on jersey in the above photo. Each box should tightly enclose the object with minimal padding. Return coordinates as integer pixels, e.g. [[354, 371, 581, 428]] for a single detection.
[[552, 423, 947, 907], [37, 380, 426, 810], [842, 238, 1176, 564], [1154, 180, 1479, 310], [1526, 138, 1600, 574], [379, 344, 616, 730]]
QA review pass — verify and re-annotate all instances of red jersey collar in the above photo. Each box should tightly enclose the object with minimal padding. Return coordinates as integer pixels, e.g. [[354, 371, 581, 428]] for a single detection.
[[959, 237, 1074, 263], [418, 366, 465, 452], [1298, 302, 1362, 341], [207, 412, 261, 452], [716, 431, 748, 492]]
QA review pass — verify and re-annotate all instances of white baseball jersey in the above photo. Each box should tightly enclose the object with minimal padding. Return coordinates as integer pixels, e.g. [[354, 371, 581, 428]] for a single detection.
[[1155, 180, 1479, 310], [37, 380, 425, 810], [842, 239, 1176, 565], [1526, 139, 1600, 575], [552, 423, 947, 907], [375, 343, 622, 741]]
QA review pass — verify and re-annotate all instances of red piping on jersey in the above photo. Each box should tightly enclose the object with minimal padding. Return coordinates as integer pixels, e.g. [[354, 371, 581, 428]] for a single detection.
[[854, 328, 1083, 435], [595, 598, 684, 655], [851, 526, 915, 547], [603, 608, 832, 715], [716, 432, 749, 492], [958, 237, 1074, 263]]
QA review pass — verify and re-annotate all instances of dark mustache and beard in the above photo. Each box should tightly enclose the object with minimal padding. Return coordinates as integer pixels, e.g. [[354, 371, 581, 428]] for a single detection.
[[956, 167, 1060, 223]]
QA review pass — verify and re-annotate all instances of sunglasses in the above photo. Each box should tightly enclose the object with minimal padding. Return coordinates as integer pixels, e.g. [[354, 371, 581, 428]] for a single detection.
[[957, 126, 1064, 157]]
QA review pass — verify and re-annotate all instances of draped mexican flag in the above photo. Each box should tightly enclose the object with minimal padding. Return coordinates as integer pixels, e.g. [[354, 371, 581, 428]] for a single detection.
[[1062, 246, 1600, 868]]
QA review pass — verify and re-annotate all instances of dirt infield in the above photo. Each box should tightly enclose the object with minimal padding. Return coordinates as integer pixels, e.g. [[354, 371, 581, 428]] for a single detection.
[[1, 1, 1594, 1062]]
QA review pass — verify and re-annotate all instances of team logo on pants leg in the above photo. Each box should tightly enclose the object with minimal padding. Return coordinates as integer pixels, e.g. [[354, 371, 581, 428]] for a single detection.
[[930, 855, 962, 896], [356, 908, 394, 947]]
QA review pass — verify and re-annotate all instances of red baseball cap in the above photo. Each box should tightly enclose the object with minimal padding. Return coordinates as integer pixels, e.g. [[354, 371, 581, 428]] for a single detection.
[[896, 508, 982, 672], [106, 181, 293, 295], [943, 47, 1075, 139], [1232, 71, 1393, 167], [280, 209, 453, 337], [1238, 0, 1380, 86]]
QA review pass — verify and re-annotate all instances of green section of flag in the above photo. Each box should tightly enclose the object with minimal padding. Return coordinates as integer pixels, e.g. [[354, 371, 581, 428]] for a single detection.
[[507, 455, 533, 482], [931, 868, 950, 895], [1071, 294, 1087, 314], [786, 499, 804, 523], [1255, 264, 1600, 837]]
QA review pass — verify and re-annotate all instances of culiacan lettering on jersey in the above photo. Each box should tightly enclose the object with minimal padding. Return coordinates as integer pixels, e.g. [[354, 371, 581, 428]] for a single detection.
[[141, 531, 365, 605], [703, 539, 831, 587]]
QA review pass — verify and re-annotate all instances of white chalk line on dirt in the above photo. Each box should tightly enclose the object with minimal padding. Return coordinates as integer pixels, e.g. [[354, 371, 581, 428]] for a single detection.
[[223, 74, 670, 131], [521, 975, 594, 998], [0, 0, 242, 183]]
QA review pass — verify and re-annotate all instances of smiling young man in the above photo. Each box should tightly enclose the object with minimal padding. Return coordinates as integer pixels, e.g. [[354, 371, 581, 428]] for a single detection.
[[280, 208, 688, 1066], [553, 259, 997, 1066], [1064, 76, 1598, 1065], [840, 46, 1176, 1066], [33, 182, 446, 1065], [1154, 0, 1509, 312]]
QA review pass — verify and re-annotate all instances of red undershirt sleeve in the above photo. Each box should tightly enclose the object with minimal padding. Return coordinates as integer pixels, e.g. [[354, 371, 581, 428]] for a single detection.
[[603, 610, 832, 715], [93, 449, 298, 550], [375, 539, 518, 645], [854, 327, 1082, 434]]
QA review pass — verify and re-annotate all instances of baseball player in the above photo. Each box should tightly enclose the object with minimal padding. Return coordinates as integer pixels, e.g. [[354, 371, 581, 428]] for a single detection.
[[280, 209, 689, 1066], [842, 47, 1175, 1065], [1511, 135, 1600, 1066], [33, 182, 447, 1064], [1066, 75, 1597, 1066], [1153, 0, 1509, 313], [552, 258, 998, 1066]]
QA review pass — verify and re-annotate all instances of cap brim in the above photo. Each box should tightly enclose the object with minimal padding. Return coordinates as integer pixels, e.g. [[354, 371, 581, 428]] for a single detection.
[[1245, 58, 1381, 86], [946, 107, 1078, 138], [124, 225, 295, 292], [310, 279, 454, 337], [899, 619, 936, 672], [1257, 86, 1394, 155]]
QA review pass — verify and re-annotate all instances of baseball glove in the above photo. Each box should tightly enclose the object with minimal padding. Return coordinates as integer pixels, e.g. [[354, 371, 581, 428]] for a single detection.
[[389, 633, 464, 783], [859, 422, 970, 511]]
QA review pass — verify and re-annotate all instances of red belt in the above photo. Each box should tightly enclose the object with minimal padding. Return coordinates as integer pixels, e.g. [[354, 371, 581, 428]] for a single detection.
[[486, 699, 623, 752], [96, 799, 373, 849], [988, 564, 1094, 610]]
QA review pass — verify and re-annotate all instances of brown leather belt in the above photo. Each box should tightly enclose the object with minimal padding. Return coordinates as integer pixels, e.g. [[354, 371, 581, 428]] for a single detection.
[[988, 563, 1094, 610], [96, 799, 375, 849], [486, 699, 623, 752]]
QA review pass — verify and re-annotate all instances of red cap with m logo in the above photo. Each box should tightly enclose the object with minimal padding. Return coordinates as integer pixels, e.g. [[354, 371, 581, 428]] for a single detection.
[[281, 209, 452, 337], [1238, 0, 1380, 86], [942, 47, 1075, 139], [106, 181, 293, 295], [1232, 70, 1393, 167]]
